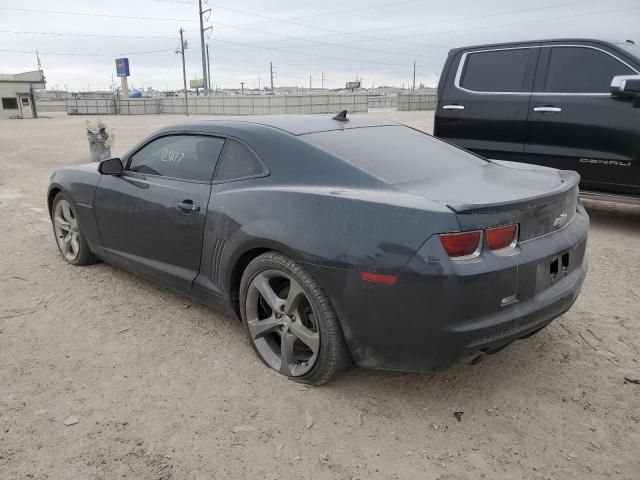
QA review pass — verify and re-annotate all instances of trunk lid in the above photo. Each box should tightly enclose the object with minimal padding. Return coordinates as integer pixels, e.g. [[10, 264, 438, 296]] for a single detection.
[[394, 160, 580, 241]]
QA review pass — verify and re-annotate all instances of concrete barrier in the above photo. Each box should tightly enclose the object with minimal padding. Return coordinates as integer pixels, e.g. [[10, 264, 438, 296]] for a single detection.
[[397, 93, 437, 111], [35, 101, 67, 113]]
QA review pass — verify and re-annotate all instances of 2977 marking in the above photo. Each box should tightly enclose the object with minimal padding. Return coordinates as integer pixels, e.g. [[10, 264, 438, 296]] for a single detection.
[[161, 148, 185, 163]]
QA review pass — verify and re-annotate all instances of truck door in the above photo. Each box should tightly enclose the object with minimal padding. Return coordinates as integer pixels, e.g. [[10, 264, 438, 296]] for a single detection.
[[525, 44, 640, 195], [435, 46, 538, 160]]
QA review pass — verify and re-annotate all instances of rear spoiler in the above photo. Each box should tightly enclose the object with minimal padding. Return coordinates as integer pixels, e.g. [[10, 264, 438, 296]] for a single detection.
[[447, 170, 580, 214]]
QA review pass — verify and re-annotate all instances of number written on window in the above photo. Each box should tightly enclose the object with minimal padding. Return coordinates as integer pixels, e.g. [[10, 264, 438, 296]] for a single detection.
[[160, 148, 185, 164], [129, 135, 225, 181]]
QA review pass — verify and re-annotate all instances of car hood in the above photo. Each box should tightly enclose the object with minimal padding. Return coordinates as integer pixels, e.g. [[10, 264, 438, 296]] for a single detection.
[[392, 160, 578, 213]]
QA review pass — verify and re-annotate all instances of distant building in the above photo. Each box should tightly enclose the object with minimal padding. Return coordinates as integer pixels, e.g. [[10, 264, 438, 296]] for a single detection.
[[0, 70, 46, 119]]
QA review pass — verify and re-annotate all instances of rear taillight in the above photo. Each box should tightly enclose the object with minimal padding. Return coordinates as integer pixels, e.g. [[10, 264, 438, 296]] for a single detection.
[[439, 231, 482, 258], [486, 224, 518, 250]]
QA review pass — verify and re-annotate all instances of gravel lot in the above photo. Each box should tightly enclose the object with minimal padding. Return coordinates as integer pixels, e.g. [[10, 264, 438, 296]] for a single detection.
[[1, 111, 639, 480]]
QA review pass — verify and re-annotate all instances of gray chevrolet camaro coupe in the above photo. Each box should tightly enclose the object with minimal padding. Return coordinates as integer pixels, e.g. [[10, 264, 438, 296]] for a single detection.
[[48, 113, 589, 384]]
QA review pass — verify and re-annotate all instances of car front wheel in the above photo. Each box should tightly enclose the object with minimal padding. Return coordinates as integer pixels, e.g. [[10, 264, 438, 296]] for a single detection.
[[240, 251, 349, 385], [51, 192, 98, 266]]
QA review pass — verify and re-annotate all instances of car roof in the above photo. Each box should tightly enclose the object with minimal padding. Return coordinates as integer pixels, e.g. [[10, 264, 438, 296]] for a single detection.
[[164, 114, 399, 136], [450, 38, 632, 53]]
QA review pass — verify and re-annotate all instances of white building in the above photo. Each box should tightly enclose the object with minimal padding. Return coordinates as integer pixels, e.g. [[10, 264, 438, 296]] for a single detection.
[[0, 70, 46, 119]]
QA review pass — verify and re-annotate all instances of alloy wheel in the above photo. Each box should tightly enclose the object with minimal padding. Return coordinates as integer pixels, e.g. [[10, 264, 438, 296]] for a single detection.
[[53, 199, 80, 261], [245, 270, 320, 376]]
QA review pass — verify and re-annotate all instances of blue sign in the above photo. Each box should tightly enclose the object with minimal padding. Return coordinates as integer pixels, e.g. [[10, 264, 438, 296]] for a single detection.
[[115, 58, 130, 77]]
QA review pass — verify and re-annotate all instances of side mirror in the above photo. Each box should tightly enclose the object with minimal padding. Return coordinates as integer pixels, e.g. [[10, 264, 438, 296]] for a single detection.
[[98, 157, 124, 175], [610, 74, 640, 98]]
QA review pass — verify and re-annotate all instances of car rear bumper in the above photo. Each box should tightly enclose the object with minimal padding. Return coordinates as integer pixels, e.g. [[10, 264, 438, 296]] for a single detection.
[[304, 205, 589, 372]]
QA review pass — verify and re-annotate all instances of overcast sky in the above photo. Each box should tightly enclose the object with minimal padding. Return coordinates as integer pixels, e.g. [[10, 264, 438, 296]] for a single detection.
[[1, 0, 639, 91]]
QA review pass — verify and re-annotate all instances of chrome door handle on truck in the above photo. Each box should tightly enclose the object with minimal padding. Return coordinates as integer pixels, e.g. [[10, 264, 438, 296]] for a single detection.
[[533, 106, 562, 113], [442, 104, 465, 110]]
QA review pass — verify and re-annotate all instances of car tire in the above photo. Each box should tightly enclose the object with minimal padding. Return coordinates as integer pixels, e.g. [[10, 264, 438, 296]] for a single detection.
[[240, 251, 350, 385], [51, 191, 99, 266]]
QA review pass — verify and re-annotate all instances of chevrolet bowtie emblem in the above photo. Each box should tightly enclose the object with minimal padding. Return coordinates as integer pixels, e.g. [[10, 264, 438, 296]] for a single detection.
[[553, 213, 568, 229]]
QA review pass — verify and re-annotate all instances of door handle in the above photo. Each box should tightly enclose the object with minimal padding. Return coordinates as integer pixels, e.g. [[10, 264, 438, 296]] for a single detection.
[[442, 104, 465, 110], [533, 106, 562, 113], [177, 200, 200, 213]]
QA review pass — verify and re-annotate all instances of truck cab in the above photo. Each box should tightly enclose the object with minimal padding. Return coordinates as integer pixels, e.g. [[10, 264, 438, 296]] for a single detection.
[[433, 38, 640, 200]]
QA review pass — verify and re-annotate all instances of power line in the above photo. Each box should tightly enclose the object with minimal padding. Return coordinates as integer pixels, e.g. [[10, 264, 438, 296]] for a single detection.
[[0, 29, 179, 40], [346, 0, 600, 35], [151, 2, 447, 49], [154, 0, 424, 27], [0, 48, 175, 56], [0, 7, 197, 22], [207, 36, 435, 68], [203, 19, 440, 59], [0, 27, 440, 60], [380, 4, 640, 41]]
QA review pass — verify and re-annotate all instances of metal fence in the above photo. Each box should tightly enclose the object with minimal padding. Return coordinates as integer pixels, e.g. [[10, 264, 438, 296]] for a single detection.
[[66, 95, 368, 116], [397, 93, 437, 111], [367, 96, 397, 109], [117, 99, 163, 115], [66, 98, 117, 115]]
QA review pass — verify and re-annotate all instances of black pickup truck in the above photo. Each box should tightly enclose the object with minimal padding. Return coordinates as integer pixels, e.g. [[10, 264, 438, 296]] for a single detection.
[[434, 38, 640, 202]]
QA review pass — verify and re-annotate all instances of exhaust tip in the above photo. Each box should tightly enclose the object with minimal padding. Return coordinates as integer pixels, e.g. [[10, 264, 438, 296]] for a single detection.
[[462, 351, 485, 366]]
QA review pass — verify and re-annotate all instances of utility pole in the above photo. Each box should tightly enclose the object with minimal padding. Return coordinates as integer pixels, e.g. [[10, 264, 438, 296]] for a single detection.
[[198, 0, 212, 95], [270, 62, 275, 94], [412, 60, 416, 92], [309, 74, 312, 90], [321, 71, 325, 90], [177, 28, 189, 116], [240, 81, 244, 95], [206, 43, 212, 95], [258, 75, 261, 90]]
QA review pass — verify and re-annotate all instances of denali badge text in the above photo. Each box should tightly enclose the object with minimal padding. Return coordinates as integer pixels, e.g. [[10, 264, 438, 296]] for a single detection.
[[579, 158, 631, 167]]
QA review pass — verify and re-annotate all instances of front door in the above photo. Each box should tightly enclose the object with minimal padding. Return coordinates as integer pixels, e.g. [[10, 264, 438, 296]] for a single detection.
[[18, 96, 33, 118], [435, 46, 538, 159], [525, 45, 640, 195], [94, 134, 225, 291]]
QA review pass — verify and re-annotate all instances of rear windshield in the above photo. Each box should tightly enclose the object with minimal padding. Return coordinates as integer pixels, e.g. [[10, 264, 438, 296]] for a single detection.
[[302, 125, 487, 184]]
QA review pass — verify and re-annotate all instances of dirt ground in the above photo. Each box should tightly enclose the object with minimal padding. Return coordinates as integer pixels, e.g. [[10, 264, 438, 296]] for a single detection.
[[1, 110, 639, 480]]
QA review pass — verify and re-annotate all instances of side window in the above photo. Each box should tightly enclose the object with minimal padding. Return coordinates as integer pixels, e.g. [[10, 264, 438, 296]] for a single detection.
[[128, 135, 225, 181], [215, 139, 265, 182], [460, 48, 532, 92], [2, 98, 19, 110], [544, 47, 634, 93]]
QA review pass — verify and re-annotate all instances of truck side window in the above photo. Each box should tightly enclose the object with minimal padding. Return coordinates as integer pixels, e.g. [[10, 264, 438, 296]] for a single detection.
[[460, 48, 531, 92], [544, 47, 634, 93]]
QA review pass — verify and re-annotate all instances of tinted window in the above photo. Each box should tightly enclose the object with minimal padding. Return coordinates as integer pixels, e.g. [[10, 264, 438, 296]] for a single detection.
[[129, 135, 224, 181], [545, 47, 634, 93], [215, 139, 265, 181], [2, 97, 18, 109], [303, 126, 486, 185], [460, 48, 532, 92]]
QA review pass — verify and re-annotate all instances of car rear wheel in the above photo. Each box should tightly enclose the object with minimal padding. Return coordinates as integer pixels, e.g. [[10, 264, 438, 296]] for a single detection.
[[240, 252, 349, 385], [51, 192, 98, 266]]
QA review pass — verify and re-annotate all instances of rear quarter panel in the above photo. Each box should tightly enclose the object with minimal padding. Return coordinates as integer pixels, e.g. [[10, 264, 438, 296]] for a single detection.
[[207, 184, 460, 291]]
